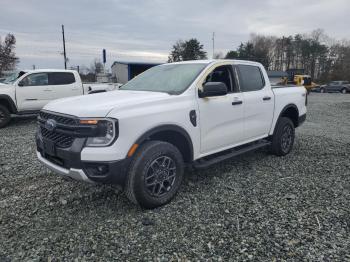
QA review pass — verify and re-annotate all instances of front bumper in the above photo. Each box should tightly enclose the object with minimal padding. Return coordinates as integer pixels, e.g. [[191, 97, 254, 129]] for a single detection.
[[37, 151, 94, 183], [36, 131, 131, 186]]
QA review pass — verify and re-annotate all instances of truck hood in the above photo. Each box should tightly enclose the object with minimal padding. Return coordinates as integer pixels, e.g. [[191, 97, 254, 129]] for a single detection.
[[43, 90, 171, 117]]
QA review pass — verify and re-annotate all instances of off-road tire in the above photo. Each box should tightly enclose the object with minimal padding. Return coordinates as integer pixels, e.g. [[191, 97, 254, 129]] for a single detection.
[[0, 105, 11, 128], [125, 141, 184, 209], [270, 117, 295, 156]]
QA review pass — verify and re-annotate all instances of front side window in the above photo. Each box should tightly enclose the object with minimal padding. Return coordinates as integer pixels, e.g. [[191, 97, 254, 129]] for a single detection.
[[120, 63, 206, 95], [237, 65, 265, 92], [20, 73, 48, 86], [204, 65, 237, 93], [49, 72, 75, 85]]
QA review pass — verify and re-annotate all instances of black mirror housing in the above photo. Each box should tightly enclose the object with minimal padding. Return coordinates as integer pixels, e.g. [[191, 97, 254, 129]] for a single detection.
[[199, 82, 228, 98]]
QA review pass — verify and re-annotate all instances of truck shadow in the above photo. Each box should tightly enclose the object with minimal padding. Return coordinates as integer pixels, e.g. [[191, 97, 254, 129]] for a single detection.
[[9, 115, 37, 127]]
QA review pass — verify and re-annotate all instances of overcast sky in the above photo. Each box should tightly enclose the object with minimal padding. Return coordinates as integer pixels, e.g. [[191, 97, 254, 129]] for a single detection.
[[0, 0, 349, 70]]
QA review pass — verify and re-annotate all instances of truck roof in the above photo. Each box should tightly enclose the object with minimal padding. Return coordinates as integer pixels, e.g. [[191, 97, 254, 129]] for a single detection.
[[163, 59, 263, 67], [24, 69, 78, 74]]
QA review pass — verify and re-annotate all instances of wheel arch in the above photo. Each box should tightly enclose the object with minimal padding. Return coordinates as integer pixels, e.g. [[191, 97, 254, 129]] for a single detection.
[[0, 95, 17, 114], [134, 125, 194, 163], [277, 104, 299, 128]]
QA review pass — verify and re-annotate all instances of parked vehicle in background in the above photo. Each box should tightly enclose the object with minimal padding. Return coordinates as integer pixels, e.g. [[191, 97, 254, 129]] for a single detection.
[[0, 69, 120, 128], [36, 60, 307, 208], [313, 81, 349, 94]]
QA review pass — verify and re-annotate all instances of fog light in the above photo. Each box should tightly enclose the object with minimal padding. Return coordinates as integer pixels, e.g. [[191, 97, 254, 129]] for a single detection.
[[84, 164, 109, 177], [97, 165, 108, 174]]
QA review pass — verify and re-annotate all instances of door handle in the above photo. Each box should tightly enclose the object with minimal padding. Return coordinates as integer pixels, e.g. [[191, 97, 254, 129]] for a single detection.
[[232, 100, 243, 105], [263, 96, 271, 101], [44, 89, 52, 91]]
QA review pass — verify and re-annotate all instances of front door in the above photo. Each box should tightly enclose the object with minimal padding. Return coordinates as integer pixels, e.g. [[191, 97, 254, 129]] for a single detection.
[[15, 72, 53, 111], [197, 64, 245, 155]]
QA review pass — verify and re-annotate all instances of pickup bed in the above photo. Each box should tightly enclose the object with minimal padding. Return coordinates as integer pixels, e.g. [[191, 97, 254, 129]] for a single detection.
[[0, 69, 120, 127], [36, 60, 307, 208]]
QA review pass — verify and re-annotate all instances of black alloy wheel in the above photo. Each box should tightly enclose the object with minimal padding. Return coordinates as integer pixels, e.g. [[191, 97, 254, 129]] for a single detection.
[[144, 156, 177, 197]]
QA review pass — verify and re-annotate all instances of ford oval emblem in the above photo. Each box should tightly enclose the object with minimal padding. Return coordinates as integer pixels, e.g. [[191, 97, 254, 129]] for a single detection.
[[45, 119, 57, 132]]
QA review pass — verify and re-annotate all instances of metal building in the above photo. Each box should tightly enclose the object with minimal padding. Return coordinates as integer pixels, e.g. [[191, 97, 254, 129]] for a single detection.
[[111, 61, 162, 84]]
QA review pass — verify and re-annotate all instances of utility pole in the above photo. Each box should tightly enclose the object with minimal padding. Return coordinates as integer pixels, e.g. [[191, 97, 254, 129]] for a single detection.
[[212, 32, 215, 59], [102, 49, 106, 73], [62, 25, 67, 69]]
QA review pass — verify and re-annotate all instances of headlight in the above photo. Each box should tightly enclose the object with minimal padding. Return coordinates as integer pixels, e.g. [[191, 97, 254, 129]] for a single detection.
[[82, 118, 118, 147]]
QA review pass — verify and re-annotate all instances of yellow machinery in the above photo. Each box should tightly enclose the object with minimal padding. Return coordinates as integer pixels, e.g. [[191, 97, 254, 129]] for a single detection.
[[293, 75, 319, 92]]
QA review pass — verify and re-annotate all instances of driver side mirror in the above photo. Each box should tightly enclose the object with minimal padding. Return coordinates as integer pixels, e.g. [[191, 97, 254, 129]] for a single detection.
[[199, 82, 228, 98], [17, 81, 24, 87]]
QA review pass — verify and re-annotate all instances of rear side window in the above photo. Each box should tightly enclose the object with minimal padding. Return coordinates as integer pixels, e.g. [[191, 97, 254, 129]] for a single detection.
[[237, 65, 265, 92], [49, 72, 75, 85]]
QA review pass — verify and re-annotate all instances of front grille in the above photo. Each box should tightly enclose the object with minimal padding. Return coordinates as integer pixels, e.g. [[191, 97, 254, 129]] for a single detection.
[[39, 111, 77, 148], [39, 111, 77, 126], [40, 126, 74, 148]]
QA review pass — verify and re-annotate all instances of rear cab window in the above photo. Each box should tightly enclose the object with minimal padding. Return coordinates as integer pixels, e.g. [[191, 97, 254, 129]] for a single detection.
[[237, 65, 265, 92], [48, 72, 75, 85]]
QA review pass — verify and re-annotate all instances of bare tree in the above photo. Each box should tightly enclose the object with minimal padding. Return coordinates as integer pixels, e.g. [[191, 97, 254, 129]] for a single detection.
[[0, 33, 19, 76], [90, 59, 104, 75], [213, 51, 224, 59]]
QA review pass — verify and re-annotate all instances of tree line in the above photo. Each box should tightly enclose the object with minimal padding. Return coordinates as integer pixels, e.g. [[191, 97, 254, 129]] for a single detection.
[[168, 29, 350, 83], [1, 29, 349, 83]]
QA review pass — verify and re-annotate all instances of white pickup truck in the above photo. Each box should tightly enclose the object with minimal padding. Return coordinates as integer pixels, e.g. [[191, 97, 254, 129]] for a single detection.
[[0, 69, 120, 127], [36, 60, 307, 208]]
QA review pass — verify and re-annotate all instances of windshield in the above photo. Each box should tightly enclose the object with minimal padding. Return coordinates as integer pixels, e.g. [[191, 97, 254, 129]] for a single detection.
[[330, 81, 340, 85], [120, 63, 207, 94], [3, 71, 24, 84]]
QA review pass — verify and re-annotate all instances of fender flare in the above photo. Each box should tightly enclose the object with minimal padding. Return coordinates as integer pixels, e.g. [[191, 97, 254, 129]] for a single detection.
[[274, 103, 299, 129], [0, 94, 17, 113], [134, 124, 194, 161]]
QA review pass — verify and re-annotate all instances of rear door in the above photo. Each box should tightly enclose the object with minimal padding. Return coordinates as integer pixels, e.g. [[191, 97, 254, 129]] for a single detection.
[[15, 72, 52, 111], [197, 63, 245, 155], [236, 64, 274, 141], [48, 72, 83, 99]]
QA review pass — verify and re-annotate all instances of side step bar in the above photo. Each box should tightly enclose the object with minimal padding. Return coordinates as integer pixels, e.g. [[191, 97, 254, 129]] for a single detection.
[[193, 140, 271, 169]]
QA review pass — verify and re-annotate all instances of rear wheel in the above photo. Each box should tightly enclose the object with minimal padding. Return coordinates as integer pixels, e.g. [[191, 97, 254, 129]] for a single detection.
[[320, 88, 325, 93], [125, 141, 184, 209], [341, 88, 347, 94], [0, 105, 11, 128], [270, 117, 295, 156]]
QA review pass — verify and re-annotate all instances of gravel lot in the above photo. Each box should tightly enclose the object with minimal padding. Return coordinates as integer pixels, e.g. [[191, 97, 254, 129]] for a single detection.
[[0, 93, 349, 261]]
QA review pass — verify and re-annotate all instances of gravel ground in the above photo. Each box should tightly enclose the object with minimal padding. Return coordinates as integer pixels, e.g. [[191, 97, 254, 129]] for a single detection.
[[0, 93, 349, 261]]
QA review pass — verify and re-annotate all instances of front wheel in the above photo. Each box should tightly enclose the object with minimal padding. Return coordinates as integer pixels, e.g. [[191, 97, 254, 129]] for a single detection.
[[341, 88, 347, 94], [125, 141, 184, 209], [270, 117, 295, 156], [320, 88, 325, 93], [0, 105, 11, 128]]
